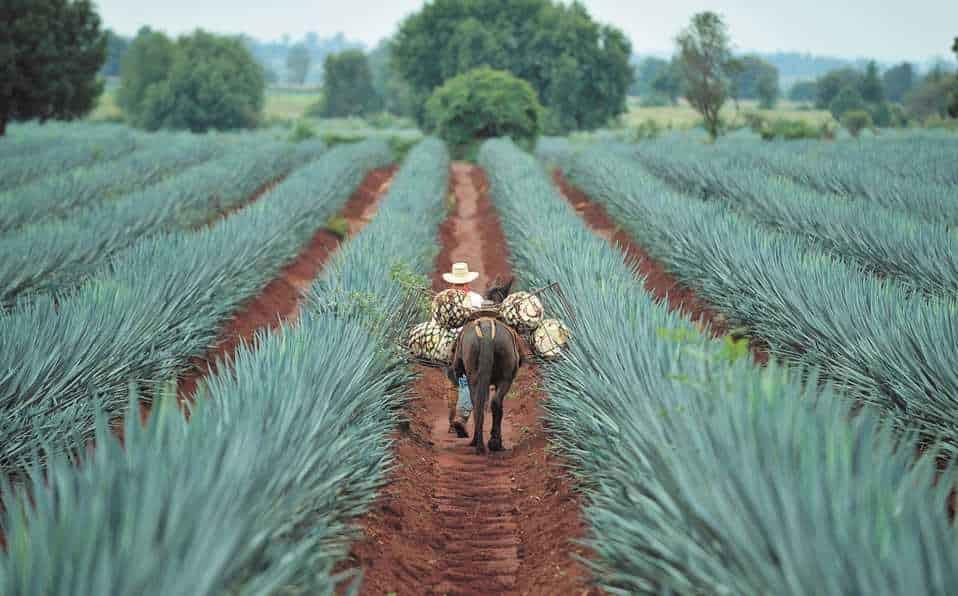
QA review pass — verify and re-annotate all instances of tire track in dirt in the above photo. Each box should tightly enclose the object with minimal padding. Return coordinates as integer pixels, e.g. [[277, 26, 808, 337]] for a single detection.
[[552, 169, 769, 365], [340, 163, 599, 596]]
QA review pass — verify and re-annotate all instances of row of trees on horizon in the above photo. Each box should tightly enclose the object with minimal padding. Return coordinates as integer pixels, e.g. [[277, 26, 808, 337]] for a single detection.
[[2, 0, 957, 139]]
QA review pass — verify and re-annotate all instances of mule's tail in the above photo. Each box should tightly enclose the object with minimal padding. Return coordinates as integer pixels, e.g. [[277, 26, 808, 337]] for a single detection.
[[473, 319, 496, 435]]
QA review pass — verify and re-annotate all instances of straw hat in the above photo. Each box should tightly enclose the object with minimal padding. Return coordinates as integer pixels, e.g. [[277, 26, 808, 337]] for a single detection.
[[442, 262, 479, 285]]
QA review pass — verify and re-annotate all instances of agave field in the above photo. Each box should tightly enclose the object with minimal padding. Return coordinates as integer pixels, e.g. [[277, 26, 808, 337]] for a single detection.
[[1, 122, 957, 595]]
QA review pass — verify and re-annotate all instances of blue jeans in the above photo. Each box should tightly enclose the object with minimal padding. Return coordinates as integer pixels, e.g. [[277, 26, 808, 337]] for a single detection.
[[456, 375, 473, 418]]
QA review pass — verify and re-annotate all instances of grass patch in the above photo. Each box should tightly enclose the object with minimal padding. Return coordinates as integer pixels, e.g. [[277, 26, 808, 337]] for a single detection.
[[624, 97, 834, 130], [325, 215, 350, 239]]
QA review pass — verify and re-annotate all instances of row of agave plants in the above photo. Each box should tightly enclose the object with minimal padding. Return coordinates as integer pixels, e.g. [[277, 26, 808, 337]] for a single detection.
[[637, 135, 958, 227], [480, 137, 957, 595], [0, 132, 226, 234], [545, 142, 958, 455], [0, 138, 327, 308], [0, 138, 450, 594], [0, 124, 142, 193], [0, 140, 392, 478], [623, 140, 958, 300]]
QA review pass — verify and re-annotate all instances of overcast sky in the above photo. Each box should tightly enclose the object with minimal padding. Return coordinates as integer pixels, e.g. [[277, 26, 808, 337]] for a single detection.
[[95, 0, 957, 62]]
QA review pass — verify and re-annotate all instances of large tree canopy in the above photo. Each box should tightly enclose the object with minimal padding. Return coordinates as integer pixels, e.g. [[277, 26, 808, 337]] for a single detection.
[[0, 0, 106, 135], [882, 62, 915, 103], [426, 66, 542, 150], [393, 0, 632, 133], [116, 27, 176, 122], [131, 31, 265, 132], [815, 68, 863, 109], [319, 49, 379, 118]]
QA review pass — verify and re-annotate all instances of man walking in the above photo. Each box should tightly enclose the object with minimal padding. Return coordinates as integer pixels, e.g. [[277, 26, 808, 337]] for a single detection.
[[442, 262, 484, 437]]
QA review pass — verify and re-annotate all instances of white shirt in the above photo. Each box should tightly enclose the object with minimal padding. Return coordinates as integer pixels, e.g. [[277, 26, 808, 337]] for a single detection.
[[452, 290, 486, 336], [464, 290, 484, 309]]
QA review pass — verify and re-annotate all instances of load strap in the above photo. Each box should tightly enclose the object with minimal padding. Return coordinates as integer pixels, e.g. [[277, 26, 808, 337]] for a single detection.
[[473, 317, 497, 340]]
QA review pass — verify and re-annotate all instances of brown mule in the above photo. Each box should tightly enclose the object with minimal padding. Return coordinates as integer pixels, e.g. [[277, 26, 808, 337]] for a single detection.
[[451, 283, 523, 454]]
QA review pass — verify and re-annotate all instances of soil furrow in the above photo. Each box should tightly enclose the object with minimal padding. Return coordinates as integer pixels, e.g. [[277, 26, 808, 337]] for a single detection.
[[552, 169, 769, 365], [339, 163, 598, 596], [176, 165, 397, 402]]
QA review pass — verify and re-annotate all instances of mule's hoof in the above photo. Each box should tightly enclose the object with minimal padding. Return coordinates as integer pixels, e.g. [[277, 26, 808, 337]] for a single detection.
[[475, 444, 487, 455], [488, 438, 504, 452], [452, 421, 469, 438]]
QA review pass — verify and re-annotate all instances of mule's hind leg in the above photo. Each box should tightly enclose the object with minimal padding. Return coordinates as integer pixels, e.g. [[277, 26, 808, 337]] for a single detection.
[[470, 379, 487, 454], [488, 377, 513, 452]]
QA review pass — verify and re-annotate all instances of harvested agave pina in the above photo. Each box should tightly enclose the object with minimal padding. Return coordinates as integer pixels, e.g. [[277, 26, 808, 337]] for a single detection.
[[533, 318, 571, 359], [500, 292, 544, 332], [407, 320, 457, 364], [431, 289, 474, 330]]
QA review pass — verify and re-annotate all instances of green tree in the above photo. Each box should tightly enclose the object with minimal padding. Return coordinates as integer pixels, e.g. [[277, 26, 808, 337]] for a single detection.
[[116, 27, 176, 122], [860, 61, 884, 103], [905, 73, 957, 121], [0, 0, 107, 136], [828, 86, 866, 119], [286, 43, 311, 85], [676, 11, 732, 140], [368, 39, 416, 117], [393, 0, 632, 133], [425, 67, 542, 151], [756, 65, 780, 108], [950, 38, 958, 118], [440, 18, 507, 80], [135, 31, 265, 132], [633, 57, 669, 97], [815, 67, 863, 109], [101, 30, 130, 77], [729, 55, 780, 108], [841, 109, 873, 138], [649, 59, 683, 105], [882, 62, 915, 103], [788, 80, 817, 103], [320, 49, 378, 117], [725, 57, 745, 110]]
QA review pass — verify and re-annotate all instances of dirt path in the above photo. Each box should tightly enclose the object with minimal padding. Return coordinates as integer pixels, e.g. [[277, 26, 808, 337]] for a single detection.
[[340, 163, 598, 596], [552, 170, 768, 365]]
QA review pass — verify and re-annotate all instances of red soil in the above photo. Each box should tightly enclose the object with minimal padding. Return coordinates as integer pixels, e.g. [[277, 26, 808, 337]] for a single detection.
[[553, 170, 768, 365], [337, 164, 600, 595], [176, 166, 397, 402]]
